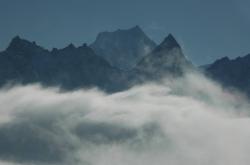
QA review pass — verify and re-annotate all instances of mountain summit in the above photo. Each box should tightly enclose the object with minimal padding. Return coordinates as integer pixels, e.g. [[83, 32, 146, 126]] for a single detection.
[[135, 34, 192, 79], [153, 34, 180, 53], [90, 26, 156, 70], [6, 36, 43, 52]]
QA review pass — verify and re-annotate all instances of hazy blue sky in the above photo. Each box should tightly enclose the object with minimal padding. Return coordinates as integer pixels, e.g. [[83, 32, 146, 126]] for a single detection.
[[0, 0, 250, 65]]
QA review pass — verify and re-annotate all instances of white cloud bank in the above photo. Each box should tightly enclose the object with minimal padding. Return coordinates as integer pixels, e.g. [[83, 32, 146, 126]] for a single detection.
[[0, 73, 249, 165]]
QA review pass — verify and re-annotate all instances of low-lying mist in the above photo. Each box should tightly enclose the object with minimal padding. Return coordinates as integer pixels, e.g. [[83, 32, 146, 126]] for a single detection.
[[0, 73, 249, 165]]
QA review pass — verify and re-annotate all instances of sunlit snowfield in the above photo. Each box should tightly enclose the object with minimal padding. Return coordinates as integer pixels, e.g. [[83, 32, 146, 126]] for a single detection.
[[0, 73, 249, 165]]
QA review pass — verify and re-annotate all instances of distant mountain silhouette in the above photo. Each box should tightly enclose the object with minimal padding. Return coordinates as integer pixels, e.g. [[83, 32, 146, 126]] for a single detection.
[[134, 34, 193, 80], [205, 54, 250, 96], [90, 26, 156, 70], [2, 27, 250, 97], [0, 27, 194, 92], [0, 36, 127, 92]]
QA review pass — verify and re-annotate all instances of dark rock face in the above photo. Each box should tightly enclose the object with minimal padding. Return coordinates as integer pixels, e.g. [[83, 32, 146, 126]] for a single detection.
[[205, 54, 250, 96], [0, 32, 193, 92], [0, 36, 51, 85], [134, 34, 193, 80], [90, 26, 156, 70], [0, 37, 127, 92]]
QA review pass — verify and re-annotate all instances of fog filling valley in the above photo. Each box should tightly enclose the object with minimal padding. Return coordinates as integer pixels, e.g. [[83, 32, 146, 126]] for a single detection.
[[0, 73, 250, 165]]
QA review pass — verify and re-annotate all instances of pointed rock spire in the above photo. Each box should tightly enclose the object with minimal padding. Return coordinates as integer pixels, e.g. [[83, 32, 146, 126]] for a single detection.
[[67, 43, 75, 49], [7, 36, 35, 51], [153, 34, 180, 53], [7, 36, 22, 50], [163, 34, 180, 47], [11, 35, 21, 42], [62, 43, 76, 51]]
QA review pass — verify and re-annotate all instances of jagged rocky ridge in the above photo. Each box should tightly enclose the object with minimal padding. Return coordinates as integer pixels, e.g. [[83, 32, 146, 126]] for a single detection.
[[0, 27, 193, 92], [134, 34, 193, 81], [205, 54, 250, 96], [0, 36, 127, 92]]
